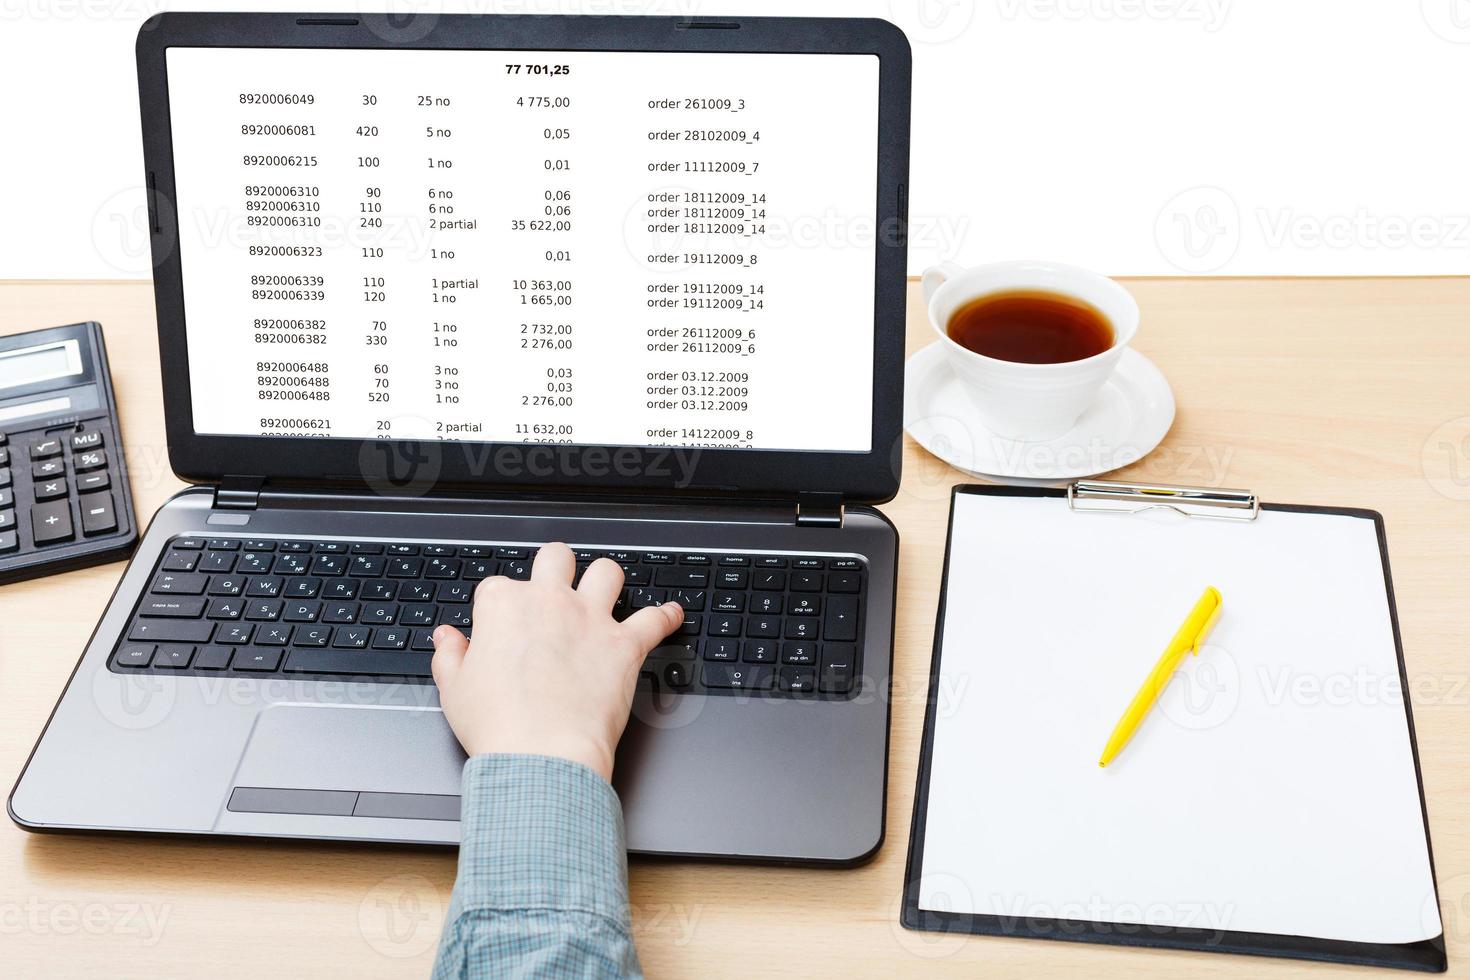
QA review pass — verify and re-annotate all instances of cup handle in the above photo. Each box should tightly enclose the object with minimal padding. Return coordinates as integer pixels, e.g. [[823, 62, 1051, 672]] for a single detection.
[[921, 261, 965, 305]]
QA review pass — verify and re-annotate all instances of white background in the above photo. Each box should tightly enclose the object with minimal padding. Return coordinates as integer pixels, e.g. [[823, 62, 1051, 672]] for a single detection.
[[3, 0, 1468, 279]]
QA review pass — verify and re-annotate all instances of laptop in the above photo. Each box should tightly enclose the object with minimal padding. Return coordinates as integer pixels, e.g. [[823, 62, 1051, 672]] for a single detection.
[[10, 12, 911, 865]]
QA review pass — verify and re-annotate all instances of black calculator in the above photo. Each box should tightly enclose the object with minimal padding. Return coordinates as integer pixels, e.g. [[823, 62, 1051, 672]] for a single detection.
[[0, 322, 137, 584]]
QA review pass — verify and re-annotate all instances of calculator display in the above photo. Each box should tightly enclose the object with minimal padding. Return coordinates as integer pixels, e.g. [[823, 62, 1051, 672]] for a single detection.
[[0, 340, 81, 391], [164, 47, 880, 453]]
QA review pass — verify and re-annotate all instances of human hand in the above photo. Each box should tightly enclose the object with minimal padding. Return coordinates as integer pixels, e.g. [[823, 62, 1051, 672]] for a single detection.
[[430, 542, 683, 782]]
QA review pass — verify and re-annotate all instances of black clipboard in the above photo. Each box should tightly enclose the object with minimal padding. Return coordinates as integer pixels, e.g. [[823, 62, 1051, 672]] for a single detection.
[[900, 482, 1447, 973]]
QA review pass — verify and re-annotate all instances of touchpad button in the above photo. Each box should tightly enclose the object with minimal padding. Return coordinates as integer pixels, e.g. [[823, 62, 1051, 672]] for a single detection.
[[230, 704, 465, 816]]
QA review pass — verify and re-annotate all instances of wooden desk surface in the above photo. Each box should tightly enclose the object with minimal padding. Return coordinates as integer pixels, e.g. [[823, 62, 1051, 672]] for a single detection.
[[2, 277, 1468, 978]]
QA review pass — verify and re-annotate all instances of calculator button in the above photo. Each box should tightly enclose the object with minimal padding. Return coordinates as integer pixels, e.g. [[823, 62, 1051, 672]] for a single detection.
[[31, 499, 73, 544], [32, 459, 64, 480], [0, 467, 11, 488], [34, 478, 67, 501], [71, 429, 103, 451], [0, 488, 9, 507], [30, 438, 62, 459], [0, 530, 15, 553], [0, 448, 8, 466], [80, 494, 117, 535], [0, 511, 14, 531], [76, 471, 110, 493], [74, 449, 107, 472]]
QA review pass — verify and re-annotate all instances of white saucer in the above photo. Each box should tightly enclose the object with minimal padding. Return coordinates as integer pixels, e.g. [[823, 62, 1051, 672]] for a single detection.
[[903, 342, 1176, 482]]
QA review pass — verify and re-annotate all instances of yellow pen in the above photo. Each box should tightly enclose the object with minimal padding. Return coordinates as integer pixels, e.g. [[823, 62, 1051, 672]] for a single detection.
[[1098, 586, 1223, 768]]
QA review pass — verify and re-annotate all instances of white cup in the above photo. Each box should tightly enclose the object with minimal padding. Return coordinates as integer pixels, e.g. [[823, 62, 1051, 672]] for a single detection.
[[921, 259, 1140, 441]]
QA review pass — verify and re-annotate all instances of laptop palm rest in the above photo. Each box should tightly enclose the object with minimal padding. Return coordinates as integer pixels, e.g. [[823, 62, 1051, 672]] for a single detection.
[[226, 703, 466, 822]]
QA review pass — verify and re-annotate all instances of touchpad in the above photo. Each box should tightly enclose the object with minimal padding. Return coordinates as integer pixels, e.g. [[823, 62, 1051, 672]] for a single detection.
[[229, 704, 466, 819]]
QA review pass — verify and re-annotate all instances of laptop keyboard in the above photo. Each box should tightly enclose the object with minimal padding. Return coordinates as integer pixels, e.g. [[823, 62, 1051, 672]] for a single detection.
[[108, 536, 866, 699]]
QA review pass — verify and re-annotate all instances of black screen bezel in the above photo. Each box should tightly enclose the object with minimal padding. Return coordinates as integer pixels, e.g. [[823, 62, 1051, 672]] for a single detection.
[[136, 12, 911, 502]]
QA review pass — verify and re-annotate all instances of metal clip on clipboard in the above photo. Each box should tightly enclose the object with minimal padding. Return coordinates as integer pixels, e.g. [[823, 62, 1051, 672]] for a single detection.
[[1066, 479, 1261, 521]]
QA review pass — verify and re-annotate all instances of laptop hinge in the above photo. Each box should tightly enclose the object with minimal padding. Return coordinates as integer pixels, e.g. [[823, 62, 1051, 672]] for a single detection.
[[213, 476, 265, 511], [795, 492, 844, 528]]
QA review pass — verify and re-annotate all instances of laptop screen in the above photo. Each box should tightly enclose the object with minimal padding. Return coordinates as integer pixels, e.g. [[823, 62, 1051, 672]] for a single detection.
[[163, 47, 880, 455]]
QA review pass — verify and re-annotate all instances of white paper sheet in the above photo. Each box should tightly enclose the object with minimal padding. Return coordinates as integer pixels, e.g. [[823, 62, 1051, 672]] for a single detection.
[[918, 494, 1441, 945]]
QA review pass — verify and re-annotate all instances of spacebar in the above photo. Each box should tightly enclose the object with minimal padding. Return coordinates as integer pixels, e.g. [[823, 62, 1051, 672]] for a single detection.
[[283, 650, 434, 677]]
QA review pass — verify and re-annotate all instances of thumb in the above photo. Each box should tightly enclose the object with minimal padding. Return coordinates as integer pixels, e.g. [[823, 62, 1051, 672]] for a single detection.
[[621, 601, 684, 656], [431, 624, 469, 690]]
